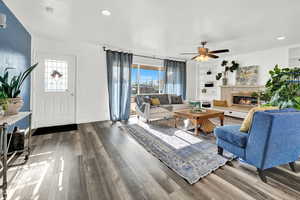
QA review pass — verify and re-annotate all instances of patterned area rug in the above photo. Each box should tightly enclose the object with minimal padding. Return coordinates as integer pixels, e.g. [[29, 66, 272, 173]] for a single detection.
[[121, 123, 235, 184]]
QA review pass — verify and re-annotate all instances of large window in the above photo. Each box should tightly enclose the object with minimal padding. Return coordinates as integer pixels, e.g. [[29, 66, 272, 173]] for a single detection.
[[131, 64, 165, 96]]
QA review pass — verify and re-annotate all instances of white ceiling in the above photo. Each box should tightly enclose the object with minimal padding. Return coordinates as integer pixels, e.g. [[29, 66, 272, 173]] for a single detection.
[[4, 0, 300, 58]]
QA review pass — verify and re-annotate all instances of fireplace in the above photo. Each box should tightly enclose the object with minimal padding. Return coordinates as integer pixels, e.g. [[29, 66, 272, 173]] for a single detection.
[[232, 92, 258, 106], [220, 85, 264, 107]]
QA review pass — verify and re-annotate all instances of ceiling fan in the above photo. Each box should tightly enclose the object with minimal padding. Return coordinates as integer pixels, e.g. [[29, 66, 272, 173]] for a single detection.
[[181, 41, 229, 61]]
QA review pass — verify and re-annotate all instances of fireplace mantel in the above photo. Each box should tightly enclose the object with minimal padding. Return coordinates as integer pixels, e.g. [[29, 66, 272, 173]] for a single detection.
[[220, 85, 265, 88]]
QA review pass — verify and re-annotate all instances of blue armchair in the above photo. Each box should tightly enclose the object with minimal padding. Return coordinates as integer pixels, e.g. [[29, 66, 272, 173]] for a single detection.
[[214, 109, 300, 182]]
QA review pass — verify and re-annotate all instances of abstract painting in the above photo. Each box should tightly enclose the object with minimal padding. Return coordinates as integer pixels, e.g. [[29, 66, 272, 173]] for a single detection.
[[236, 65, 259, 85]]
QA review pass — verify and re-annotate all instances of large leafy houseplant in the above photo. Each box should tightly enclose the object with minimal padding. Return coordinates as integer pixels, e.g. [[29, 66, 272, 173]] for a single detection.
[[255, 65, 300, 109], [0, 63, 38, 114]]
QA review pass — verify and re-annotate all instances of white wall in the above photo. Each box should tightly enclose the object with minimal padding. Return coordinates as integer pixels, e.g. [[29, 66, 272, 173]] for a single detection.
[[289, 47, 300, 66], [223, 47, 289, 86], [133, 56, 163, 67], [32, 36, 110, 124], [187, 46, 290, 100]]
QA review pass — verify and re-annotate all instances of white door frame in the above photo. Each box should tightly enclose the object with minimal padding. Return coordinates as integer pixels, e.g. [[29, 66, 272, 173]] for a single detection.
[[31, 51, 78, 129]]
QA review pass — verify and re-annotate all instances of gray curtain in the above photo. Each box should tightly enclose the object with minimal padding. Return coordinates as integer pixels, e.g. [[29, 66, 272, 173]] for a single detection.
[[106, 50, 133, 121], [164, 59, 187, 99]]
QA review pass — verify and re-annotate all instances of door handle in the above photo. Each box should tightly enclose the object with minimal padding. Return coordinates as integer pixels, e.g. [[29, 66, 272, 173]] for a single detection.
[[67, 89, 74, 96]]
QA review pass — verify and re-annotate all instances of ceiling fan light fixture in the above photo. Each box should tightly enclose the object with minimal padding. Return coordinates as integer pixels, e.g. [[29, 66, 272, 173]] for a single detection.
[[195, 55, 209, 62], [183, 42, 229, 61]]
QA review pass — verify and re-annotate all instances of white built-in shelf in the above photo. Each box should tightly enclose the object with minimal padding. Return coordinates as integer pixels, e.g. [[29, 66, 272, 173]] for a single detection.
[[197, 62, 219, 102]]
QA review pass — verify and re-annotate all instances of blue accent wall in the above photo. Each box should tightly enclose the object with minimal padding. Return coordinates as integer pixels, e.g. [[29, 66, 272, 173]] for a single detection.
[[0, 0, 31, 129]]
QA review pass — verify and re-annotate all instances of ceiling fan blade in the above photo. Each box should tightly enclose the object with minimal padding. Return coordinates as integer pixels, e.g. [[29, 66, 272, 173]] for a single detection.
[[208, 54, 219, 59], [191, 55, 199, 60], [180, 53, 198, 55], [209, 49, 229, 54]]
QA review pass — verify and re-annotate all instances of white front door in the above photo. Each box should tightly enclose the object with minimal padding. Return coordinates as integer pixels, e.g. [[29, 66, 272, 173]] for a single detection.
[[33, 53, 76, 128]]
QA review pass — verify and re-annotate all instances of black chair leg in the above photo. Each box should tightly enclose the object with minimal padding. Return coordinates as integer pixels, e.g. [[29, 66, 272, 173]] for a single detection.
[[289, 162, 296, 172], [257, 169, 267, 183], [218, 146, 223, 156]]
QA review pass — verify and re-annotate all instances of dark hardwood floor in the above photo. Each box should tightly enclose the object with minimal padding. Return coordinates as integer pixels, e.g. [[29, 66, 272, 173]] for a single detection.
[[2, 118, 300, 200]]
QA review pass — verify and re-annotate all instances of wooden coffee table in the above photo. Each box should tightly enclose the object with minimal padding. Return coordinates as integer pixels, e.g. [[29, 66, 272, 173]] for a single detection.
[[173, 109, 224, 135]]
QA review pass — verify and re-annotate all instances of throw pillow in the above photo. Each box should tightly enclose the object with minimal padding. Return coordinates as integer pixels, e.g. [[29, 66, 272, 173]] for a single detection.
[[213, 100, 228, 107], [240, 106, 279, 133], [151, 98, 160, 106], [171, 95, 183, 104], [158, 94, 170, 105]]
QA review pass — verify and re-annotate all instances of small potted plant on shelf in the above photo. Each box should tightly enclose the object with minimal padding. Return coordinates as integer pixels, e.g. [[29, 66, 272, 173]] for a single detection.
[[0, 63, 38, 115], [216, 60, 239, 85]]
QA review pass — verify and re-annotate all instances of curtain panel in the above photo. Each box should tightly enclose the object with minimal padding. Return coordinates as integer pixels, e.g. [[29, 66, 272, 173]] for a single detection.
[[164, 59, 187, 99], [106, 50, 133, 121]]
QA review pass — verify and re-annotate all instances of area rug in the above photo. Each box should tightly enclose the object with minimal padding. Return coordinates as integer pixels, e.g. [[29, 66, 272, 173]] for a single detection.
[[120, 123, 235, 184]]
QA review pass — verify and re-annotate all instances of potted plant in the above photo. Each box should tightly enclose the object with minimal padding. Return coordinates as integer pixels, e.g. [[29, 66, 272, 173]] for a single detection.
[[252, 65, 300, 109], [0, 63, 38, 115], [216, 60, 239, 85]]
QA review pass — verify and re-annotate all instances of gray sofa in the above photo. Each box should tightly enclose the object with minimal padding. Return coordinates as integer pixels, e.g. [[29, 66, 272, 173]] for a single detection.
[[135, 94, 191, 122]]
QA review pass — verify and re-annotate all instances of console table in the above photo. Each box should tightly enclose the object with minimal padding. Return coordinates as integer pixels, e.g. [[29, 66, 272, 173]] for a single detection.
[[0, 112, 32, 199]]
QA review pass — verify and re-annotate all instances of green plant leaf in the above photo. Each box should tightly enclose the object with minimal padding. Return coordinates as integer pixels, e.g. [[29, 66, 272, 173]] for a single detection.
[[264, 65, 300, 109], [216, 73, 222, 80], [0, 63, 38, 98], [17, 63, 38, 92], [13, 90, 21, 98], [221, 60, 228, 67], [280, 75, 289, 82]]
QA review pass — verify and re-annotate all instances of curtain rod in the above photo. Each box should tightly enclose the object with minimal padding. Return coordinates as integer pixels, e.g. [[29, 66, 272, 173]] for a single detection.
[[102, 46, 186, 62]]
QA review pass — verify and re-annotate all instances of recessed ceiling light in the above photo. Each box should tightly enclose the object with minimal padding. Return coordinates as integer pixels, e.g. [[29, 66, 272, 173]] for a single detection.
[[276, 36, 286, 40], [101, 10, 111, 16]]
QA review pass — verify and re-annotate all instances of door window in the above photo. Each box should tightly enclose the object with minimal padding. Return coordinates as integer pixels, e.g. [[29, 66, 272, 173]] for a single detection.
[[44, 59, 68, 92]]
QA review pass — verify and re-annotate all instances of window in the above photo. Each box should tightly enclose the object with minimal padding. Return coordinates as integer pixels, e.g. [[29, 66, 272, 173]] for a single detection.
[[45, 59, 68, 92], [131, 67, 138, 96], [131, 64, 165, 96]]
